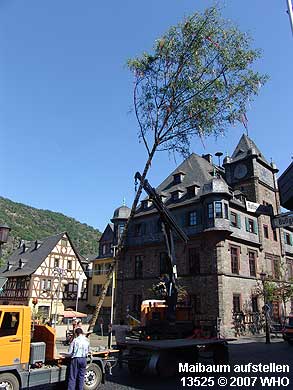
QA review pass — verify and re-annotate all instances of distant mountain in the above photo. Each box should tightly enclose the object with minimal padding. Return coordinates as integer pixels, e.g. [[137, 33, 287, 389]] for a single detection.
[[0, 196, 101, 260]]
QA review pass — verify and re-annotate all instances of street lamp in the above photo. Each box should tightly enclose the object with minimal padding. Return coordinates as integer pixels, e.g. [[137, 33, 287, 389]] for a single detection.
[[260, 271, 271, 344], [0, 224, 11, 257]]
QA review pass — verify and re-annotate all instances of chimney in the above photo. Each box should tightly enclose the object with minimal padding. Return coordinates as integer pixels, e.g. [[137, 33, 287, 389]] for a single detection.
[[22, 243, 26, 253], [34, 240, 39, 250], [202, 154, 213, 164]]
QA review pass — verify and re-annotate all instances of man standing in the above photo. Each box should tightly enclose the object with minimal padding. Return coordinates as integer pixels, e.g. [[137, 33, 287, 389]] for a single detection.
[[68, 328, 89, 390]]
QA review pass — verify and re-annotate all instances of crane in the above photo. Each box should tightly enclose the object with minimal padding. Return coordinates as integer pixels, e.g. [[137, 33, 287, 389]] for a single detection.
[[134, 171, 188, 323]]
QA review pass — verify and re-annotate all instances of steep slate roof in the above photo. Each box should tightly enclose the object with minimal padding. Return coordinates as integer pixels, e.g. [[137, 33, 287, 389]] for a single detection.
[[135, 153, 220, 217], [0, 232, 75, 277], [156, 153, 215, 196], [231, 134, 269, 165], [99, 223, 114, 243]]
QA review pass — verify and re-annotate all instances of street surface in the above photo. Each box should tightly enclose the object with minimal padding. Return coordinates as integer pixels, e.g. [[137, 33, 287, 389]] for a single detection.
[[32, 336, 293, 390]]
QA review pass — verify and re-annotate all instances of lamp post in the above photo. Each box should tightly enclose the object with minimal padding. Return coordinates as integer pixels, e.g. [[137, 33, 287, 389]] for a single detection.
[[0, 224, 11, 258], [260, 271, 271, 344]]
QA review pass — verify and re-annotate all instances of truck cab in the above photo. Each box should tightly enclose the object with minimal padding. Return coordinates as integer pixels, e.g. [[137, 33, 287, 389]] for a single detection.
[[0, 305, 115, 390], [0, 306, 31, 368]]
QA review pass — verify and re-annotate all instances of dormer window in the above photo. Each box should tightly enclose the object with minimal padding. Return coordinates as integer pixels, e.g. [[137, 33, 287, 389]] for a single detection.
[[19, 259, 24, 269], [173, 172, 185, 184], [171, 189, 184, 202], [34, 240, 41, 250], [141, 199, 151, 210], [7, 262, 12, 271], [187, 185, 199, 198], [160, 194, 167, 203]]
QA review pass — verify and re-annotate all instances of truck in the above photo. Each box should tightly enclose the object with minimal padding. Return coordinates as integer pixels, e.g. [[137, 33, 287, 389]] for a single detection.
[[0, 305, 116, 389]]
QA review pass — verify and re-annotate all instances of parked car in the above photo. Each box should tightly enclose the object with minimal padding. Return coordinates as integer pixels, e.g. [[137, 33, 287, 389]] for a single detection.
[[282, 315, 293, 344]]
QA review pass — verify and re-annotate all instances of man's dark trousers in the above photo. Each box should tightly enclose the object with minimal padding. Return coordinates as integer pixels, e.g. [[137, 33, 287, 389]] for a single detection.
[[68, 357, 87, 390]]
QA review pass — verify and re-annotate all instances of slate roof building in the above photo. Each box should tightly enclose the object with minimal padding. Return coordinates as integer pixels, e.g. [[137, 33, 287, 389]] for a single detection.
[[0, 232, 87, 322], [115, 134, 293, 336]]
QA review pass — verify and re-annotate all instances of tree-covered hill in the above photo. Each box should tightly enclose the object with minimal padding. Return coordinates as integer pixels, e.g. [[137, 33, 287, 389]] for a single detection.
[[0, 196, 101, 259]]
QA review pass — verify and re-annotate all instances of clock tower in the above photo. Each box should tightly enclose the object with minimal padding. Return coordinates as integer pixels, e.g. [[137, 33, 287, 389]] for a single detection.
[[224, 134, 279, 212]]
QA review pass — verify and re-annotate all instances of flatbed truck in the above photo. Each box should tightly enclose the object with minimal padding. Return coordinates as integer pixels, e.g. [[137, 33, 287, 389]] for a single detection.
[[0, 305, 116, 389], [124, 337, 230, 377]]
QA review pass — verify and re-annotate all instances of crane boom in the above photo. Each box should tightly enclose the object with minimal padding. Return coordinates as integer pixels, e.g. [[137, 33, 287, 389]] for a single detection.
[[135, 171, 188, 322]]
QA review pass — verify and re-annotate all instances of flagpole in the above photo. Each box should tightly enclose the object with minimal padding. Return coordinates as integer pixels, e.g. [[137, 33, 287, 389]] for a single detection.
[[287, 0, 293, 36]]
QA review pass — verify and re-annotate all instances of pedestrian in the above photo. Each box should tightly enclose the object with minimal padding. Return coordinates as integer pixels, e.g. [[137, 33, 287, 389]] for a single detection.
[[67, 327, 89, 390], [109, 319, 131, 368]]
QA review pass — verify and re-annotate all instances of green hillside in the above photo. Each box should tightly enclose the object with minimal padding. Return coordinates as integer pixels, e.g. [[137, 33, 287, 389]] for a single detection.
[[0, 196, 101, 259]]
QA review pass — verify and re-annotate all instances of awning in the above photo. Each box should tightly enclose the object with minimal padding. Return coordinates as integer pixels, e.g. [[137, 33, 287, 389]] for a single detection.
[[62, 310, 87, 318]]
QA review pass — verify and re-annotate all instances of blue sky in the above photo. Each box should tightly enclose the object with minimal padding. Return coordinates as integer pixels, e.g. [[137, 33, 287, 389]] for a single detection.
[[0, 0, 292, 232]]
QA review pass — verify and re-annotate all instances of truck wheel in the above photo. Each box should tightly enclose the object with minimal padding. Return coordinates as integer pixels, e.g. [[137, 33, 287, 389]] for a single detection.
[[84, 363, 102, 390], [0, 373, 19, 390]]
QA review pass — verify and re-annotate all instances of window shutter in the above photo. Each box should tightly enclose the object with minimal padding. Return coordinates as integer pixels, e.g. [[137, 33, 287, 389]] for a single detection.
[[237, 214, 241, 228], [253, 220, 258, 235], [284, 232, 287, 243], [290, 234, 293, 246], [229, 212, 233, 227], [245, 217, 249, 232]]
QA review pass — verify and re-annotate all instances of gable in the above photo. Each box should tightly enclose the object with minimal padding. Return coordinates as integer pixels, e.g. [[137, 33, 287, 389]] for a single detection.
[[99, 224, 114, 243]]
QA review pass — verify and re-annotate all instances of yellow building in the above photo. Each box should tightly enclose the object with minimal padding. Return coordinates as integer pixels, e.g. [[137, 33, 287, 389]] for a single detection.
[[88, 224, 114, 327]]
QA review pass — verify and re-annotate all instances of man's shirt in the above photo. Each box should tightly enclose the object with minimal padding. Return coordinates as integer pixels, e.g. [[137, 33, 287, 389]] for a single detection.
[[68, 335, 89, 358]]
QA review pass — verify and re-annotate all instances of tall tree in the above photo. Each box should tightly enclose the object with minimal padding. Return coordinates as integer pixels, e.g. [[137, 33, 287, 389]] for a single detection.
[[88, 6, 267, 331]]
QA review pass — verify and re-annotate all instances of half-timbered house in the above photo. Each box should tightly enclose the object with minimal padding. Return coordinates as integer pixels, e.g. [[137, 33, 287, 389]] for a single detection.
[[0, 232, 88, 322]]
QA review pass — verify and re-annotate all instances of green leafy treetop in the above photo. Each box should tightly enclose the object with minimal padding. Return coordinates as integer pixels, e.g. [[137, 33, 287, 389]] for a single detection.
[[88, 6, 268, 330], [127, 7, 268, 157]]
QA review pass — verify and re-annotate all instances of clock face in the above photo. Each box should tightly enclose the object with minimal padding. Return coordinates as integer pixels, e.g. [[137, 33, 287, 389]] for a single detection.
[[234, 163, 248, 179]]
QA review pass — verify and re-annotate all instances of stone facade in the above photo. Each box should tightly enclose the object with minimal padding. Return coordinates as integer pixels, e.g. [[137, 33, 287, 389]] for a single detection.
[[114, 135, 293, 337]]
